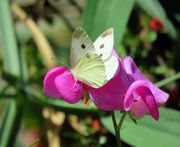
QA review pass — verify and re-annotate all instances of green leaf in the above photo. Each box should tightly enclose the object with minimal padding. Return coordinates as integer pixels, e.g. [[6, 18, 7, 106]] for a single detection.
[[136, 0, 177, 39], [0, 0, 20, 76], [0, 1, 26, 147], [101, 108, 180, 147], [0, 97, 23, 147], [82, 0, 135, 50], [24, 87, 106, 116]]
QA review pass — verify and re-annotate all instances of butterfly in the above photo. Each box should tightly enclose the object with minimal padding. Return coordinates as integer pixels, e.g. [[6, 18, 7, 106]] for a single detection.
[[70, 27, 119, 88]]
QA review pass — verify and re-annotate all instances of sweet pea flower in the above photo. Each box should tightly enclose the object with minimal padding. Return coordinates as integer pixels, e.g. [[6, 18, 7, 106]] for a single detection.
[[123, 56, 169, 121], [44, 27, 126, 111], [43, 49, 127, 110], [44, 26, 169, 121], [43, 52, 169, 121], [87, 55, 169, 121]]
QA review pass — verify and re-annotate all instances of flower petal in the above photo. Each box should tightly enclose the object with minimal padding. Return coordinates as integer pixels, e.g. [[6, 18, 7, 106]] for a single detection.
[[137, 86, 159, 121], [43, 66, 66, 98], [86, 57, 130, 111], [123, 56, 146, 82], [145, 81, 169, 106], [111, 49, 119, 58], [55, 71, 85, 104], [124, 56, 169, 106], [124, 80, 147, 111], [130, 99, 148, 120]]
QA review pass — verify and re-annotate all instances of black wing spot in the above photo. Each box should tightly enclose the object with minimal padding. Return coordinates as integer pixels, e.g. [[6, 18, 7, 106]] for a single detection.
[[81, 44, 86, 49], [100, 44, 104, 49]]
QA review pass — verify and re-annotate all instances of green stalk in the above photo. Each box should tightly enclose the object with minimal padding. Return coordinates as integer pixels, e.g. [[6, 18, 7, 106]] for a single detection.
[[155, 72, 180, 88], [111, 111, 122, 147], [27, 139, 40, 147], [116, 112, 127, 131]]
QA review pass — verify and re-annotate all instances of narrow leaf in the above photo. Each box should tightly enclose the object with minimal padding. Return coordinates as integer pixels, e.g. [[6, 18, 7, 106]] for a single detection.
[[82, 0, 135, 50]]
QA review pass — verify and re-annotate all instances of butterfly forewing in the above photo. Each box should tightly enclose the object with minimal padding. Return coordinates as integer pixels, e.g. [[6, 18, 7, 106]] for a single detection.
[[70, 27, 95, 68], [93, 28, 114, 61], [93, 28, 119, 83], [72, 53, 106, 88]]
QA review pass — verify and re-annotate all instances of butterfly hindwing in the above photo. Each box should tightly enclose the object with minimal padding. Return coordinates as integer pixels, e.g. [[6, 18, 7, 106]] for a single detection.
[[70, 27, 95, 68], [72, 53, 106, 88]]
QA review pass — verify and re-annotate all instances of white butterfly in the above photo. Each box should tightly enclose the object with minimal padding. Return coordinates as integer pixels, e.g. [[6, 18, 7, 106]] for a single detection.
[[70, 27, 119, 88]]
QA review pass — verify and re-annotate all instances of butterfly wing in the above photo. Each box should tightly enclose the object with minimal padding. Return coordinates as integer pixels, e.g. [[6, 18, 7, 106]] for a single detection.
[[72, 53, 106, 88], [94, 28, 119, 81], [94, 28, 114, 60], [104, 56, 119, 81], [70, 27, 95, 68]]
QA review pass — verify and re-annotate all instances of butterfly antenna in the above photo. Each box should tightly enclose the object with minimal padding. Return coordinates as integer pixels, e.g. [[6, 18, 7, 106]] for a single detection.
[[71, 80, 77, 91], [51, 58, 71, 69]]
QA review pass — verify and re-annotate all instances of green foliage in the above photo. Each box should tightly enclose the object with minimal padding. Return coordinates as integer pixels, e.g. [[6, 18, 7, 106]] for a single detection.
[[0, 1, 20, 76], [146, 30, 157, 43], [101, 108, 180, 147], [136, 0, 177, 39], [0, 1, 24, 146], [82, 0, 135, 50]]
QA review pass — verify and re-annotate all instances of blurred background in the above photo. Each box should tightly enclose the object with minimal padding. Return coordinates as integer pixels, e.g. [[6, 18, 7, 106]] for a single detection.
[[0, 0, 180, 147]]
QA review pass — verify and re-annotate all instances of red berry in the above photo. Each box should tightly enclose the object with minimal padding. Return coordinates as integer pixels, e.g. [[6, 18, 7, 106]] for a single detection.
[[149, 18, 163, 31]]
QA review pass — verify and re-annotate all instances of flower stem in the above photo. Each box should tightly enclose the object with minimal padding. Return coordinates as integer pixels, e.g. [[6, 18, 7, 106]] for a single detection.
[[117, 112, 127, 131], [27, 139, 39, 147], [111, 110, 122, 147]]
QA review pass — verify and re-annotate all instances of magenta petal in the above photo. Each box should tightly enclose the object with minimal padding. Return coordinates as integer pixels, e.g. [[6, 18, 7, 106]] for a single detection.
[[124, 56, 169, 107], [111, 49, 119, 58], [123, 56, 146, 82], [124, 80, 147, 111], [145, 81, 169, 106], [43, 66, 66, 98], [55, 71, 85, 104], [86, 57, 129, 111], [137, 86, 159, 121], [130, 99, 148, 120]]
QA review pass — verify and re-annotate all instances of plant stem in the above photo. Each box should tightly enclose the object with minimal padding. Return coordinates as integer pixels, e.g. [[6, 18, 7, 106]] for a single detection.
[[155, 72, 180, 88], [117, 112, 127, 131], [27, 139, 39, 147], [111, 111, 122, 147]]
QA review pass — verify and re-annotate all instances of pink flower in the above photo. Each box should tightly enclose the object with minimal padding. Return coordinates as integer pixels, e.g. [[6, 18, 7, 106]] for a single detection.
[[43, 51, 169, 121], [43, 66, 85, 104], [123, 57, 169, 121], [43, 49, 126, 110]]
